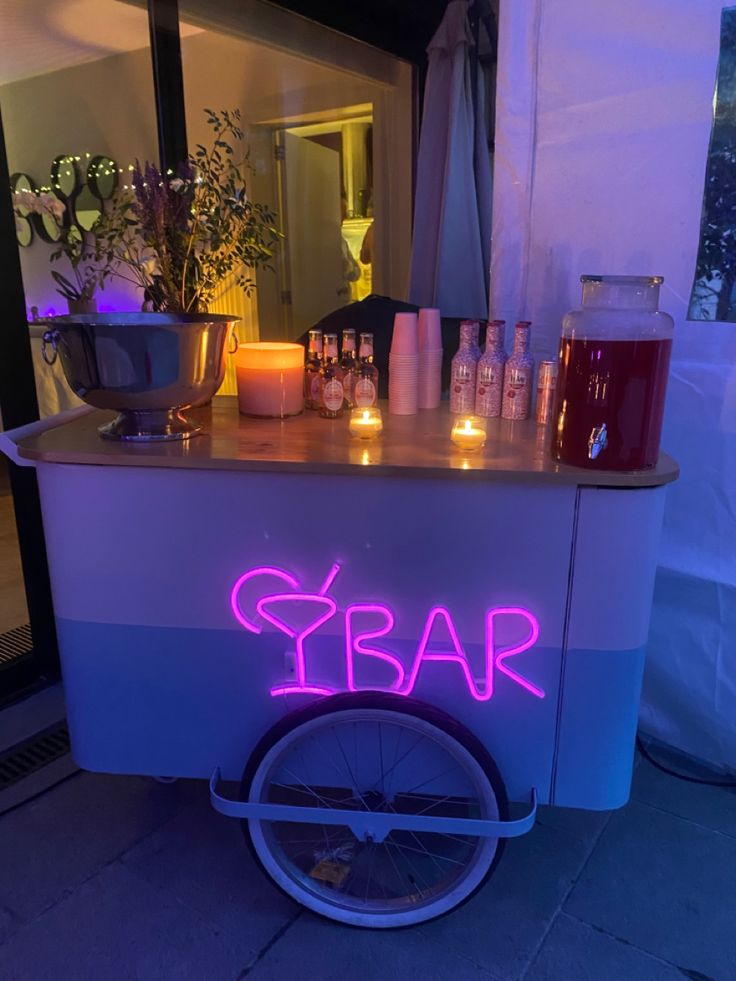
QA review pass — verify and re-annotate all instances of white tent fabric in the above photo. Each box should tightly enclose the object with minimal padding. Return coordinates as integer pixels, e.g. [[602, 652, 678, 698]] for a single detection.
[[491, 0, 736, 770], [408, 0, 492, 319]]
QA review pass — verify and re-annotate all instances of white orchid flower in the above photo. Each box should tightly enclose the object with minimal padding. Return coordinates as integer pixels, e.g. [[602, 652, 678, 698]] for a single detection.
[[140, 255, 162, 279], [39, 192, 66, 221]]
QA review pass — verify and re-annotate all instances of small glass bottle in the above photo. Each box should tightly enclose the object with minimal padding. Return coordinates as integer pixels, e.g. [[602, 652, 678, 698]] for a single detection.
[[340, 328, 358, 408], [319, 333, 345, 418], [354, 332, 379, 407], [450, 321, 478, 414], [502, 321, 535, 420], [304, 329, 323, 410], [475, 320, 507, 417]]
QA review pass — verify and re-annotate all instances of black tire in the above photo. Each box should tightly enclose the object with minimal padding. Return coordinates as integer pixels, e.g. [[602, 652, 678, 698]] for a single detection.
[[239, 691, 509, 927]]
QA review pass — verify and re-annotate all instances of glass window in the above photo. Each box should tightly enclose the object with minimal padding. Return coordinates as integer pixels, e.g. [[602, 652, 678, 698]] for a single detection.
[[180, 0, 413, 396], [689, 6, 736, 321], [1, 0, 161, 692]]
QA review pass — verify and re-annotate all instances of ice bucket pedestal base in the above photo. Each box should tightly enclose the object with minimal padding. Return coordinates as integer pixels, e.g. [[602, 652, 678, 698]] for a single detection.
[[98, 409, 202, 442]]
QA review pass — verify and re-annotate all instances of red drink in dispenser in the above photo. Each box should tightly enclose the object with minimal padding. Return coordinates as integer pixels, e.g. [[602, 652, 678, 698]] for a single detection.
[[552, 276, 673, 471]]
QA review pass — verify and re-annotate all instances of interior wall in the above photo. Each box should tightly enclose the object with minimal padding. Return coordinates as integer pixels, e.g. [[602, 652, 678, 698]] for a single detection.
[[492, 0, 736, 768], [2, 44, 157, 314]]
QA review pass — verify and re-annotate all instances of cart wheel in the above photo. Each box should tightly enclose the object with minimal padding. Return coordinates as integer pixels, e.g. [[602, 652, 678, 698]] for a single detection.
[[240, 692, 508, 928]]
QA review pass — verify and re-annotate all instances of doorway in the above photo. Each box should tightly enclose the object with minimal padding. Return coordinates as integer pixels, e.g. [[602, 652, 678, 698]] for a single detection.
[[261, 108, 375, 340]]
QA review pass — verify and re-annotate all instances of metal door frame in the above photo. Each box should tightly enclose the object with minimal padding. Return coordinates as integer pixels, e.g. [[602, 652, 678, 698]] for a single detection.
[[0, 0, 188, 704]]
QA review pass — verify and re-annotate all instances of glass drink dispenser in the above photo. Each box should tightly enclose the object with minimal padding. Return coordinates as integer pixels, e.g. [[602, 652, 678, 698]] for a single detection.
[[552, 275, 673, 471]]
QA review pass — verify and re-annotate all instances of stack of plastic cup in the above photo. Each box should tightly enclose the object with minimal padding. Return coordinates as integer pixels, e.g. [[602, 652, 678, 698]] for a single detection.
[[388, 312, 419, 415], [417, 308, 443, 409]]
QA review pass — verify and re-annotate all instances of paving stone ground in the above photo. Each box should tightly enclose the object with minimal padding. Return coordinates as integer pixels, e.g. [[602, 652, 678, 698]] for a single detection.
[[1, 755, 734, 980]]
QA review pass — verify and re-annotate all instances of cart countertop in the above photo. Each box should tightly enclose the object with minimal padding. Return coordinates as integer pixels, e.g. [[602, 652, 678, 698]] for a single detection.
[[15, 397, 679, 488]]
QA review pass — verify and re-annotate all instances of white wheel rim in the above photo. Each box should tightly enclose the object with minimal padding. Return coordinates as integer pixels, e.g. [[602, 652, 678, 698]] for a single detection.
[[247, 708, 500, 928]]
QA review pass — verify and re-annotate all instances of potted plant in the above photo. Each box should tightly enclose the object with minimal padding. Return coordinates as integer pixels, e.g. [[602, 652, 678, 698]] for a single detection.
[[42, 109, 281, 441], [99, 108, 279, 313], [49, 221, 121, 315]]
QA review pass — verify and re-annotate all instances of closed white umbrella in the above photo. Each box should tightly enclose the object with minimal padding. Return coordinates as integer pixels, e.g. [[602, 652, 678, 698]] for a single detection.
[[408, 0, 492, 320]]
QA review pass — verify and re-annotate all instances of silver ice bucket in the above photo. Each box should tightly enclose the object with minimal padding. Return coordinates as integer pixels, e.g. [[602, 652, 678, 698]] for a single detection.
[[42, 313, 239, 441]]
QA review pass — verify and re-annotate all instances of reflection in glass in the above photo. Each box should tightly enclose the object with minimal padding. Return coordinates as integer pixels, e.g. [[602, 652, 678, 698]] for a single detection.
[[51, 154, 80, 198], [73, 184, 102, 231], [179, 7, 412, 355], [87, 155, 118, 200]]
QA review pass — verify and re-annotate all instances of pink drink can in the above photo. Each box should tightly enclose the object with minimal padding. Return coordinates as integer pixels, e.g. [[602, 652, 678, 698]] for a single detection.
[[536, 359, 559, 425]]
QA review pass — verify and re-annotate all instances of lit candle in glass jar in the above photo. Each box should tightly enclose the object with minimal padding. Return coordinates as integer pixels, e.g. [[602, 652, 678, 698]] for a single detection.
[[235, 342, 304, 418], [451, 415, 487, 452], [349, 406, 383, 439]]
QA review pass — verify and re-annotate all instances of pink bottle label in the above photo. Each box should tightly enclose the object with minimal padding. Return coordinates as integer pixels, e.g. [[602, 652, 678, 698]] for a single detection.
[[475, 363, 503, 417], [502, 365, 533, 420], [450, 363, 476, 413], [323, 379, 344, 411], [354, 378, 376, 407], [310, 374, 321, 400]]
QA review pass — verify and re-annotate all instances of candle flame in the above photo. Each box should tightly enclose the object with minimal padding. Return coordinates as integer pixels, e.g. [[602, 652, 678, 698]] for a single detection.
[[464, 419, 472, 432]]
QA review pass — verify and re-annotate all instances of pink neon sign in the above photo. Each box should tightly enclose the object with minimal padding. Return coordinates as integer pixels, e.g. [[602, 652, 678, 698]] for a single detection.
[[230, 563, 544, 701]]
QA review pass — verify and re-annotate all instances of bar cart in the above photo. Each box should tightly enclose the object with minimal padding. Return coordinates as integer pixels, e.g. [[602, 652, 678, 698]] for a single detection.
[[1, 400, 677, 927]]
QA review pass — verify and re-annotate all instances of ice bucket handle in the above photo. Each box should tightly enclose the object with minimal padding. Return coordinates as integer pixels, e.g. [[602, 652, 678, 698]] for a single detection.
[[41, 329, 59, 366], [0, 406, 94, 467]]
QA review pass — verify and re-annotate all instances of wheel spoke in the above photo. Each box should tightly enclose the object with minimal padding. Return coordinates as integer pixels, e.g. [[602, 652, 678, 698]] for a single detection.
[[332, 727, 367, 809], [385, 839, 467, 867], [366, 732, 425, 793], [276, 766, 347, 809], [402, 763, 465, 796]]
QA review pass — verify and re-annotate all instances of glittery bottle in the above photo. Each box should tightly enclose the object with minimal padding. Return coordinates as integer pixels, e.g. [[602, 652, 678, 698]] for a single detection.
[[475, 320, 507, 417], [501, 321, 535, 420], [460, 319, 482, 362], [450, 322, 478, 414]]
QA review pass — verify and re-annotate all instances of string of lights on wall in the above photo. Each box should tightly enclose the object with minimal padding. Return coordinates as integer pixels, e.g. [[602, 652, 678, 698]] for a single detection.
[[11, 152, 121, 247]]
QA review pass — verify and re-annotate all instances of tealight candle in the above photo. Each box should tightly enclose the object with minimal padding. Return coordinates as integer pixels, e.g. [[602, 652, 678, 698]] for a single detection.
[[349, 406, 383, 440], [451, 415, 487, 452], [235, 342, 304, 418]]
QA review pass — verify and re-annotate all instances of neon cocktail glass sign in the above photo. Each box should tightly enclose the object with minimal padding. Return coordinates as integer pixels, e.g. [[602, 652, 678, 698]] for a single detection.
[[230, 563, 544, 701]]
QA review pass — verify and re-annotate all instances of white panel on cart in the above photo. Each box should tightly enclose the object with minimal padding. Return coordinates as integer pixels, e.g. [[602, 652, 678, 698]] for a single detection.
[[39, 464, 577, 802], [553, 486, 666, 809]]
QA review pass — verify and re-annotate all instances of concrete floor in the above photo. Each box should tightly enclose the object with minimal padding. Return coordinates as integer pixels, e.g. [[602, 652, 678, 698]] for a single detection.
[[1, 751, 734, 981]]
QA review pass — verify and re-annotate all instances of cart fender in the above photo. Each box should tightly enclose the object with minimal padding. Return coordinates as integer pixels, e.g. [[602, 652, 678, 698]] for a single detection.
[[209, 768, 538, 842]]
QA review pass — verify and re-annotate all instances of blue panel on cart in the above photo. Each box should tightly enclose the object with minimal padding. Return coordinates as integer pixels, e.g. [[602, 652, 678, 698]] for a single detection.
[[56, 618, 560, 801], [553, 645, 647, 810]]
